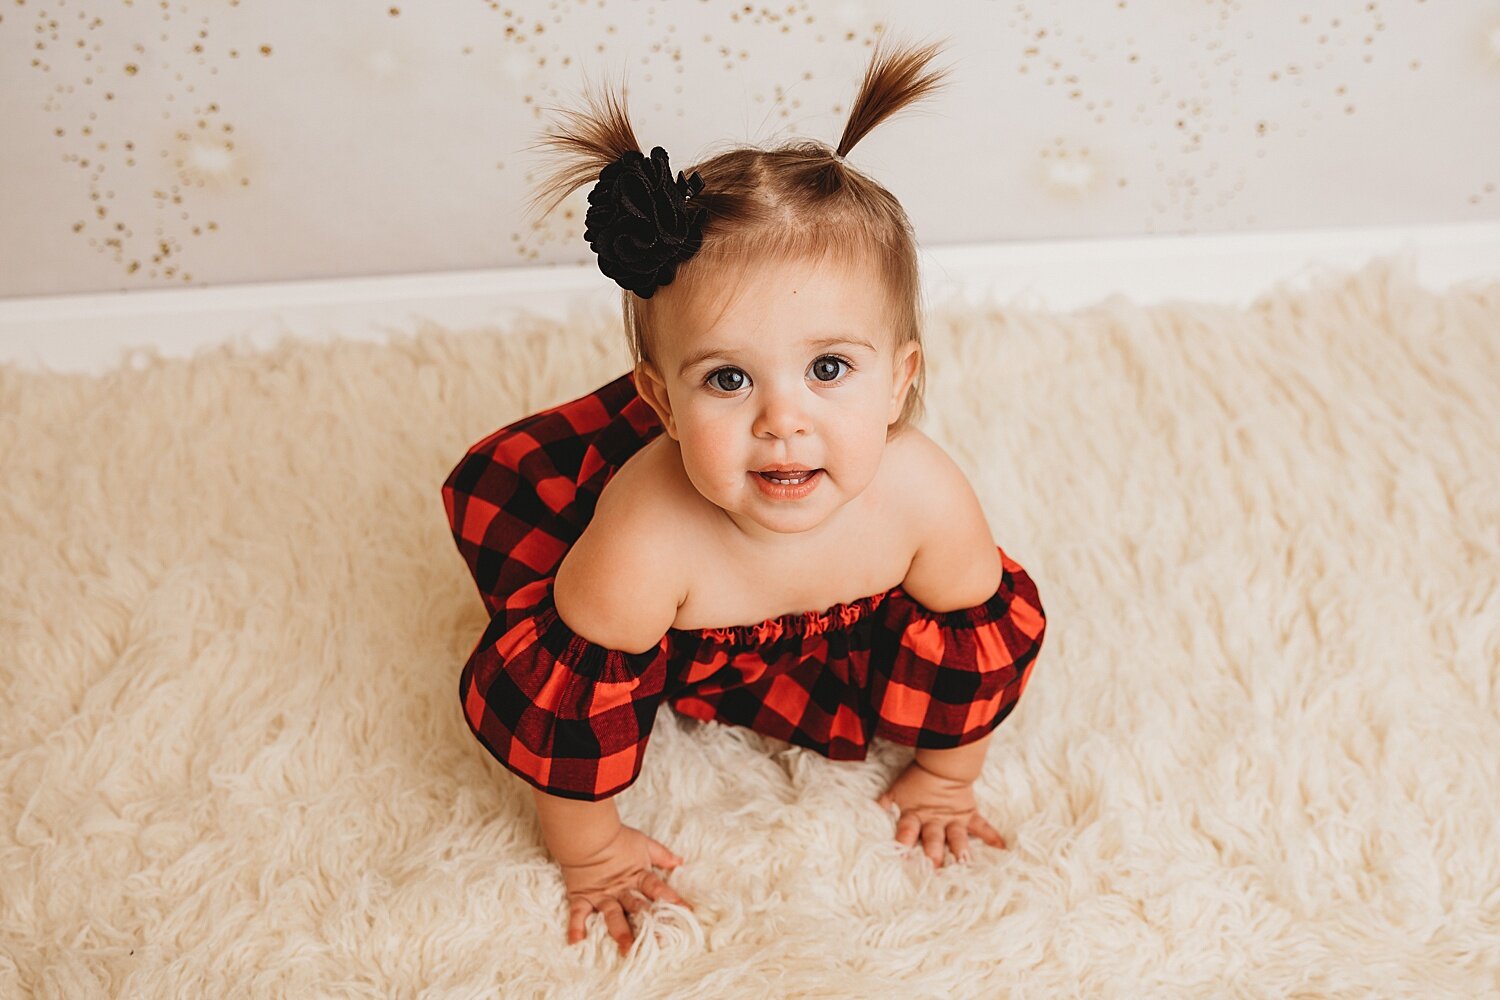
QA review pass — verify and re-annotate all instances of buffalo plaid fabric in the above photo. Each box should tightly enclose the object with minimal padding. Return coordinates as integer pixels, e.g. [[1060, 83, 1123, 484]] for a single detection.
[[443, 371, 1048, 801]]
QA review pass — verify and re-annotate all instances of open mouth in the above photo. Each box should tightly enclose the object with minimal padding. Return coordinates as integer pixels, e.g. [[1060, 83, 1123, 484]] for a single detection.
[[756, 470, 820, 485]]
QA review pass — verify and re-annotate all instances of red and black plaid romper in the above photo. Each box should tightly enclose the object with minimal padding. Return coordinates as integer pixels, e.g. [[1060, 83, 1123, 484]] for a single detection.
[[442, 371, 1048, 801]]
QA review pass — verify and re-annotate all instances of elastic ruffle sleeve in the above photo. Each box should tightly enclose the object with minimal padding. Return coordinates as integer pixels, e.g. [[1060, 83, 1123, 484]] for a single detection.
[[441, 372, 671, 800], [870, 546, 1047, 749], [459, 577, 671, 801]]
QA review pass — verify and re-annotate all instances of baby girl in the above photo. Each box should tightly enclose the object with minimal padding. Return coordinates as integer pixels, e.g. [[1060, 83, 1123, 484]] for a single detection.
[[442, 35, 1047, 956]]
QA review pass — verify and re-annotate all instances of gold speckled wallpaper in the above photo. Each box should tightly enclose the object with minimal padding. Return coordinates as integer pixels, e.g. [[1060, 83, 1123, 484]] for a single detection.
[[1, 0, 1496, 297]]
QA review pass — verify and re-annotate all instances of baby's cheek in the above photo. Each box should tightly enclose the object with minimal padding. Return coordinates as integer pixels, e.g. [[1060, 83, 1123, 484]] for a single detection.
[[677, 443, 740, 499]]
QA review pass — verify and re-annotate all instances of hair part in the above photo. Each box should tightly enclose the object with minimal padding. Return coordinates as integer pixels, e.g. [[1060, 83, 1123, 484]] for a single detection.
[[526, 33, 954, 437]]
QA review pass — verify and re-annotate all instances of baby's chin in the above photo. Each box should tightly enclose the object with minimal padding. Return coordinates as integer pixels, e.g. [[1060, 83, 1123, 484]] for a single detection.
[[724, 507, 841, 538], [701, 470, 878, 537]]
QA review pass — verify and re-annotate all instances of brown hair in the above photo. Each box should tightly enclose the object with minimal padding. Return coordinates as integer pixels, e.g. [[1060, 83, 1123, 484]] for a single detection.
[[525, 34, 953, 436]]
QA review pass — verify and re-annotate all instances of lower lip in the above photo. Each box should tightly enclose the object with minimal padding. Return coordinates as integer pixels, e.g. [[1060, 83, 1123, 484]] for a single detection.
[[752, 469, 823, 500]]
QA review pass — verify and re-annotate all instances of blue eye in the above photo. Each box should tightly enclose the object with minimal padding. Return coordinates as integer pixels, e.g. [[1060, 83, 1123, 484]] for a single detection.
[[703, 355, 855, 394]]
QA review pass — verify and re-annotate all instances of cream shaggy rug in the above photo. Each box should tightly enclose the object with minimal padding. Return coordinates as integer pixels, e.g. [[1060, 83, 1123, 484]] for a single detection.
[[2, 256, 1497, 998]]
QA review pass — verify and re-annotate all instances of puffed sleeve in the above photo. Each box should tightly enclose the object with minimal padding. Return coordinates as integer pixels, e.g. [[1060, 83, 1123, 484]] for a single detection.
[[441, 372, 672, 800], [458, 577, 672, 801], [870, 546, 1047, 749]]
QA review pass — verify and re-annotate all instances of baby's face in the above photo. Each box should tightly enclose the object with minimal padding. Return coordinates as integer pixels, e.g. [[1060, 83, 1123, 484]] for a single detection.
[[636, 254, 920, 541]]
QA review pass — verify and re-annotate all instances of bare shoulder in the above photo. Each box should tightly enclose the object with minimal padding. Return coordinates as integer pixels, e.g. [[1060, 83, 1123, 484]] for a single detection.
[[608, 432, 712, 549], [889, 426, 1004, 613], [553, 436, 687, 655]]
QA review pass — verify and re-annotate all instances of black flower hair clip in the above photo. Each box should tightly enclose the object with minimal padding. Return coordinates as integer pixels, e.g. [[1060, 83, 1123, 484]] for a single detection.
[[583, 145, 706, 299]]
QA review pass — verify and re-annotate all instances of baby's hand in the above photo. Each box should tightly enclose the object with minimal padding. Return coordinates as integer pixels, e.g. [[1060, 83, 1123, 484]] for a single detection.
[[875, 760, 1007, 868], [558, 823, 695, 955]]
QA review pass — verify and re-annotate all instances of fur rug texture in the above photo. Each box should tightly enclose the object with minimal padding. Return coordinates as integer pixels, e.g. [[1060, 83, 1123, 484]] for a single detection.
[[1, 255, 1497, 998]]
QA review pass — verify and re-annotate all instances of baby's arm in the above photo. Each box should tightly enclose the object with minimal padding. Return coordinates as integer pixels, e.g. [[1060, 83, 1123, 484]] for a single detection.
[[896, 430, 1007, 785], [538, 474, 691, 951], [531, 788, 623, 862], [531, 788, 694, 954], [913, 732, 994, 783], [881, 431, 1012, 864], [554, 460, 686, 656]]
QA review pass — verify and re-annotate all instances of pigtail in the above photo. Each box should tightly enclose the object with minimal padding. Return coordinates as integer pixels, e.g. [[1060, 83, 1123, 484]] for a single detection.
[[833, 35, 953, 160], [523, 72, 642, 226]]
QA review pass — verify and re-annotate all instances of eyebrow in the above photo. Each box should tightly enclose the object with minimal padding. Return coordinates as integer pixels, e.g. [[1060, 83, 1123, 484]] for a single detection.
[[677, 335, 878, 378]]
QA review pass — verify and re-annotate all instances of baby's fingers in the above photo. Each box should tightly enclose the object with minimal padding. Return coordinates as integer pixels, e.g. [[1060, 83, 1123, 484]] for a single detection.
[[618, 887, 652, 916], [947, 822, 972, 864], [968, 812, 1007, 850], [597, 897, 634, 955], [640, 871, 695, 912], [893, 810, 923, 850], [920, 821, 947, 867], [567, 898, 592, 945], [566, 896, 636, 955]]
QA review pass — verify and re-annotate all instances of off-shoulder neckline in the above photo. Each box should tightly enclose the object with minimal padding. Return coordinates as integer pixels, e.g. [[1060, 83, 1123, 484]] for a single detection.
[[667, 584, 900, 646], [666, 576, 1010, 647]]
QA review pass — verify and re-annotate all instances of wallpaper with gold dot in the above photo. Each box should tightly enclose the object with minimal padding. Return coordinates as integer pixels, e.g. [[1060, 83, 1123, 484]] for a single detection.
[[1, 0, 1496, 297]]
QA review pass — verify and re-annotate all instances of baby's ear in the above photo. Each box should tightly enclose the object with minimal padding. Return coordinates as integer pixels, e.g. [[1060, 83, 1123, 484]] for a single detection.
[[889, 341, 921, 421], [634, 362, 678, 439]]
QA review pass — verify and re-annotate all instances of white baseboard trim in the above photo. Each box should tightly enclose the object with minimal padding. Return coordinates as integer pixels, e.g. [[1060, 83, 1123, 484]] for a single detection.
[[2, 221, 1497, 376]]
